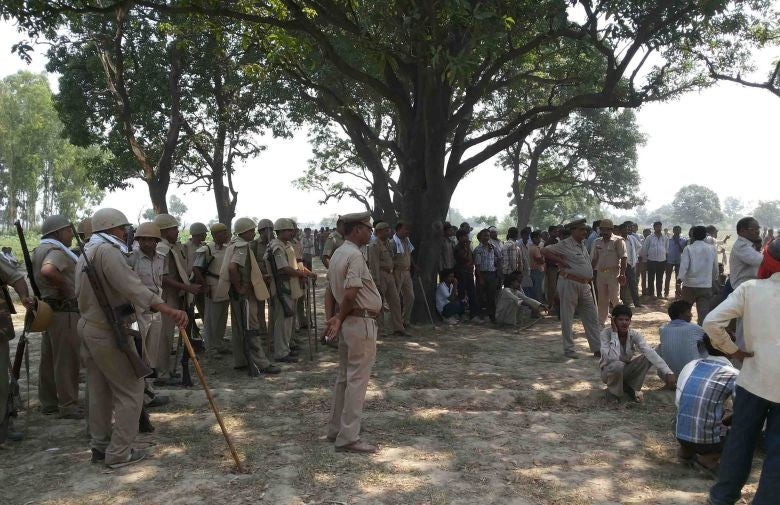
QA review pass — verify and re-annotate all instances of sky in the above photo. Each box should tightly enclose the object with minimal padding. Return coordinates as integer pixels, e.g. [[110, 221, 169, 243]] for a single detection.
[[2, 19, 779, 227]]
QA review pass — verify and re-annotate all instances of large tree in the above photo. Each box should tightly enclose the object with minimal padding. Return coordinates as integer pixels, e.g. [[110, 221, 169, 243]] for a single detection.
[[5, 0, 771, 319], [0, 71, 104, 229], [753, 200, 780, 229], [671, 184, 724, 226], [501, 108, 645, 228]]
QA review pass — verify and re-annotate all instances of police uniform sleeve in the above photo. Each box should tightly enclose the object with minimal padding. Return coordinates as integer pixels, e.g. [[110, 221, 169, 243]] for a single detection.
[[100, 246, 164, 310], [0, 258, 23, 285], [273, 245, 290, 269], [42, 249, 72, 272], [344, 251, 366, 290], [231, 245, 248, 265], [615, 237, 627, 258]]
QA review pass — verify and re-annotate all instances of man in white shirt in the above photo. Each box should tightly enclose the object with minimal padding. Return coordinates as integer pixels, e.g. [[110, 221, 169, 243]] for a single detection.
[[704, 239, 780, 505], [619, 222, 643, 308], [676, 226, 718, 325], [641, 221, 668, 298], [436, 269, 464, 324]]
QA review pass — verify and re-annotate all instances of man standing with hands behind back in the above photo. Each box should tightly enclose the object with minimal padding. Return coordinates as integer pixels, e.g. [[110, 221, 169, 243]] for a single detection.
[[324, 212, 382, 454]]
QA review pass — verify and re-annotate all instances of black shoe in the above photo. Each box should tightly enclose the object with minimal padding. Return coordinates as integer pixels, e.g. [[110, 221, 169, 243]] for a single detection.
[[139, 410, 155, 433], [153, 377, 181, 387], [146, 395, 169, 408], [91, 448, 106, 463], [275, 355, 299, 363], [289, 349, 300, 357], [290, 344, 302, 352], [260, 364, 282, 374]]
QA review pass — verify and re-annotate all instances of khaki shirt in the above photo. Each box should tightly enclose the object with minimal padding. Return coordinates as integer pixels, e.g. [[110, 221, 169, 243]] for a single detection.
[[591, 235, 627, 272], [546, 237, 594, 279], [265, 238, 295, 299], [322, 231, 344, 258], [250, 239, 270, 274], [392, 237, 413, 270], [126, 249, 165, 295], [193, 242, 227, 291], [229, 241, 252, 289], [76, 241, 164, 327], [327, 240, 382, 312], [0, 260, 22, 342], [33, 242, 76, 300], [184, 240, 201, 277]]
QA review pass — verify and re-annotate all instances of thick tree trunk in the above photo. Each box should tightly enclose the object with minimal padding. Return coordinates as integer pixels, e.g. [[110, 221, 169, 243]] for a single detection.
[[515, 155, 540, 229], [147, 174, 169, 214], [213, 176, 236, 228]]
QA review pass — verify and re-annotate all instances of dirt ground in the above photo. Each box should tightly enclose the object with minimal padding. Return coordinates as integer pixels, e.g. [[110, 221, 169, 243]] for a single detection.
[[0, 285, 763, 505]]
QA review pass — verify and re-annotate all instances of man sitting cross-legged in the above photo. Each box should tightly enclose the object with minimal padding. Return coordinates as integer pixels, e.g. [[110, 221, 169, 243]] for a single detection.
[[495, 272, 546, 328], [600, 304, 677, 403]]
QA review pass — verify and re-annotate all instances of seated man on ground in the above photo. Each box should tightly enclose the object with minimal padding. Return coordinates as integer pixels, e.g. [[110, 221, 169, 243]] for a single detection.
[[658, 300, 709, 377], [436, 269, 465, 325], [600, 305, 677, 403], [495, 272, 546, 328], [675, 338, 738, 475]]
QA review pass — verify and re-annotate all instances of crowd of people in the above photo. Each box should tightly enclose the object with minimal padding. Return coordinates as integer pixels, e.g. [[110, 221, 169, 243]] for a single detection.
[[0, 208, 777, 503]]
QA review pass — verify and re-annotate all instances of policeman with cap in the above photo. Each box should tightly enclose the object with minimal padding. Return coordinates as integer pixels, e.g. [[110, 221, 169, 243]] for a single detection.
[[153, 213, 202, 384], [192, 223, 232, 354], [126, 222, 169, 408], [213, 217, 280, 375], [33, 215, 83, 418], [75, 208, 187, 468], [72, 217, 93, 256], [322, 217, 345, 268], [185, 222, 209, 317], [367, 222, 405, 336], [590, 219, 627, 326], [266, 218, 315, 362], [250, 219, 275, 334], [541, 218, 602, 359], [324, 211, 382, 453]]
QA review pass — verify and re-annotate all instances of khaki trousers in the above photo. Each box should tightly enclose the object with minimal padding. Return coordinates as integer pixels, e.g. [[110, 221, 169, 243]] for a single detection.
[[38, 312, 81, 415], [230, 295, 271, 370], [380, 271, 404, 333], [601, 355, 652, 397], [394, 270, 414, 325], [257, 300, 269, 334], [137, 311, 161, 404], [272, 295, 295, 359], [681, 286, 714, 325], [79, 319, 144, 465], [596, 270, 621, 327], [157, 293, 182, 379], [327, 316, 377, 447], [203, 297, 229, 350], [557, 278, 601, 354]]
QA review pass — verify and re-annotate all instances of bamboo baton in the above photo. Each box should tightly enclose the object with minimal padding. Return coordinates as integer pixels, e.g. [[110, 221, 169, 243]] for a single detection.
[[178, 326, 246, 473]]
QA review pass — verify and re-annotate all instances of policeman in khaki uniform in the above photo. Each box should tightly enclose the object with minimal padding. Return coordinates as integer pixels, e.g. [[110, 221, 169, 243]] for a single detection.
[[153, 213, 202, 384], [185, 222, 208, 317], [192, 223, 231, 354], [75, 208, 187, 468], [367, 222, 405, 336], [541, 219, 602, 359], [250, 219, 275, 334], [126, 222, 168, 407], [589, 219, 628, 327], [0, 259, 35, 444], [33, 215, 83, 418], [321, 217, 345, 268], [324, 212, 382, 454], [213, 217, 280, 375], [72, 217, 93, 256], [266, 218, 315, 362]]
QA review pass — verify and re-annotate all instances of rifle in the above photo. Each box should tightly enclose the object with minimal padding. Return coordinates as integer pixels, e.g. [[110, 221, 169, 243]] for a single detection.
[[237, 297, 260, 377], [266, 246, 294, 318], [71, 225, 153, 379], [9, 221, 35, 418]]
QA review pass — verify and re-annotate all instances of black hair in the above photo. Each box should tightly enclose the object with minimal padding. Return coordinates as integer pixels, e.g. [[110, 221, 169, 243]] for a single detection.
[[520, 227, 532, 235], [439, 269, 454, 282], [530, 230, 541, 239], [691, 225, 707, 241], [653, 221, 662, 227], [506, 227, 518, 239], [395, 221, 406, 231], [504, 272, 521, 288], [705, 225, 717, 234], [667, 300, 692, 320], [611, 304, 633, 319], [547, 225, 559, 233], [456, 229, 469, 239], [736, 217, 757, 233], [702, 335, 729, 357], [592, 220, 601, 229]]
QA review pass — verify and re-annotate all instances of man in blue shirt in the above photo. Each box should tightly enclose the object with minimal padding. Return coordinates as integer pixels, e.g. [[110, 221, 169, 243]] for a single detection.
[[658, 300, 708, 377], [665, 225, 687, 297]]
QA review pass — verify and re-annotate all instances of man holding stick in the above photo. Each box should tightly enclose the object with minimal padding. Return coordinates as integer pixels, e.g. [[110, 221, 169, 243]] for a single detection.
[[75, 208, 187, 468]]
